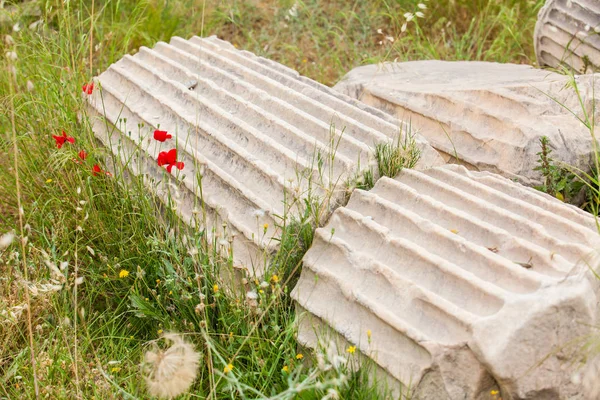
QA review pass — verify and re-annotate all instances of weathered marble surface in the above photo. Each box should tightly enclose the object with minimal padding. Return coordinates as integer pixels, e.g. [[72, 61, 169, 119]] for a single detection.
[[293, 164, 600, 399], [535, 0, 600, 73], [86, 36, 442, 274], [334, 61, 600, 185]]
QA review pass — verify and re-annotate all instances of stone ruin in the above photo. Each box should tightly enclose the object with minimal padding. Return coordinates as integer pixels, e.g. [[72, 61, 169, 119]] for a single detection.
[[292, 164, 600, 399], [535, 0, 600, 73], [87, 36, 600, 399], [85, 35, 441, 275], [334, 60, 600, 186]]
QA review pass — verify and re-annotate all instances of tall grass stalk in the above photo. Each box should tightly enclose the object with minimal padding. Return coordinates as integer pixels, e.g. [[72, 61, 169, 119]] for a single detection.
[[6, 36, 40, 400]]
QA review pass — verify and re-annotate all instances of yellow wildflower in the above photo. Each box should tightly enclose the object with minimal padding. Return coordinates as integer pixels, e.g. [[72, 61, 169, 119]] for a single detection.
[[45, 178, 52, 183], [213, 284, 219, 293], [271, 274, 280, 283], [157, 329, 163, 335], [263, 223, 269, 231], [490, 390, 499, 396], [282, 365, 289, 372], [367, 329, 372, 339], [111, 367, 121, 373], [224, 363, 234, 373], [119, 269, 129, 278], [295, 353, 303, 360], [347, 346, 356, 354]]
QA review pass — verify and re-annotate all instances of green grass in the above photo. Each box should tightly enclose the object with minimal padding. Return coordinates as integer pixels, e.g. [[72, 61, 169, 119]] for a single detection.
[[0, 0, 548, 398]]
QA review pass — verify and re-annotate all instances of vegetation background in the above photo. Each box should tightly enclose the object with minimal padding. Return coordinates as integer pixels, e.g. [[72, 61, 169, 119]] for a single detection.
[[0, 0, 547, 398]]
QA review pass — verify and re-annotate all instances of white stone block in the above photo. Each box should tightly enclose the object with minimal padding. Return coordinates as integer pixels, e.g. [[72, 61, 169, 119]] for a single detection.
[[292, 164, 600, 399], [85, 36, 442, 275], [334, 61, 600, 185], [535, 0, 600, 73]]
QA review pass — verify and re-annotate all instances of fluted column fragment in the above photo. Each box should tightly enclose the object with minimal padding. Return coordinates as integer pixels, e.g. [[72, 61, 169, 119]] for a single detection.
[[535, 0, 600, 73], [292, 164, 600, 399], [85, 36, 442, 275]]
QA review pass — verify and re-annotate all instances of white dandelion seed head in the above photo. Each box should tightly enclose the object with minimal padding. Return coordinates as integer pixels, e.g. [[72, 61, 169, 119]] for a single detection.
[[259, 281, 269, 289], [403, 12, 414, 22], [59, 261, 68, 270], [417, 3, 427, 9], [142, 333, 200, 399], [415, 11, 425, 18], [5, 51, 17, 61], [252, 209, 265, 218], [246, 290, 258, 300], [75, 277, 84, 286], [0, 232, 15, 249]]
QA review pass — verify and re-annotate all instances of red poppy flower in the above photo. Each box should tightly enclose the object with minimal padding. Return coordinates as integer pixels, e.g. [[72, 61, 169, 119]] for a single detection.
[[92, 164, 112, 176], [153, 130, 172, 142], [82, 82, 94, 95], [78, 150, 87, 161], [157, 149, 176, 166], [52, 131, 75, 149], [157, 149, 184, 173], [92, 164, 102, 176], [166, 161, 184, 173]]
